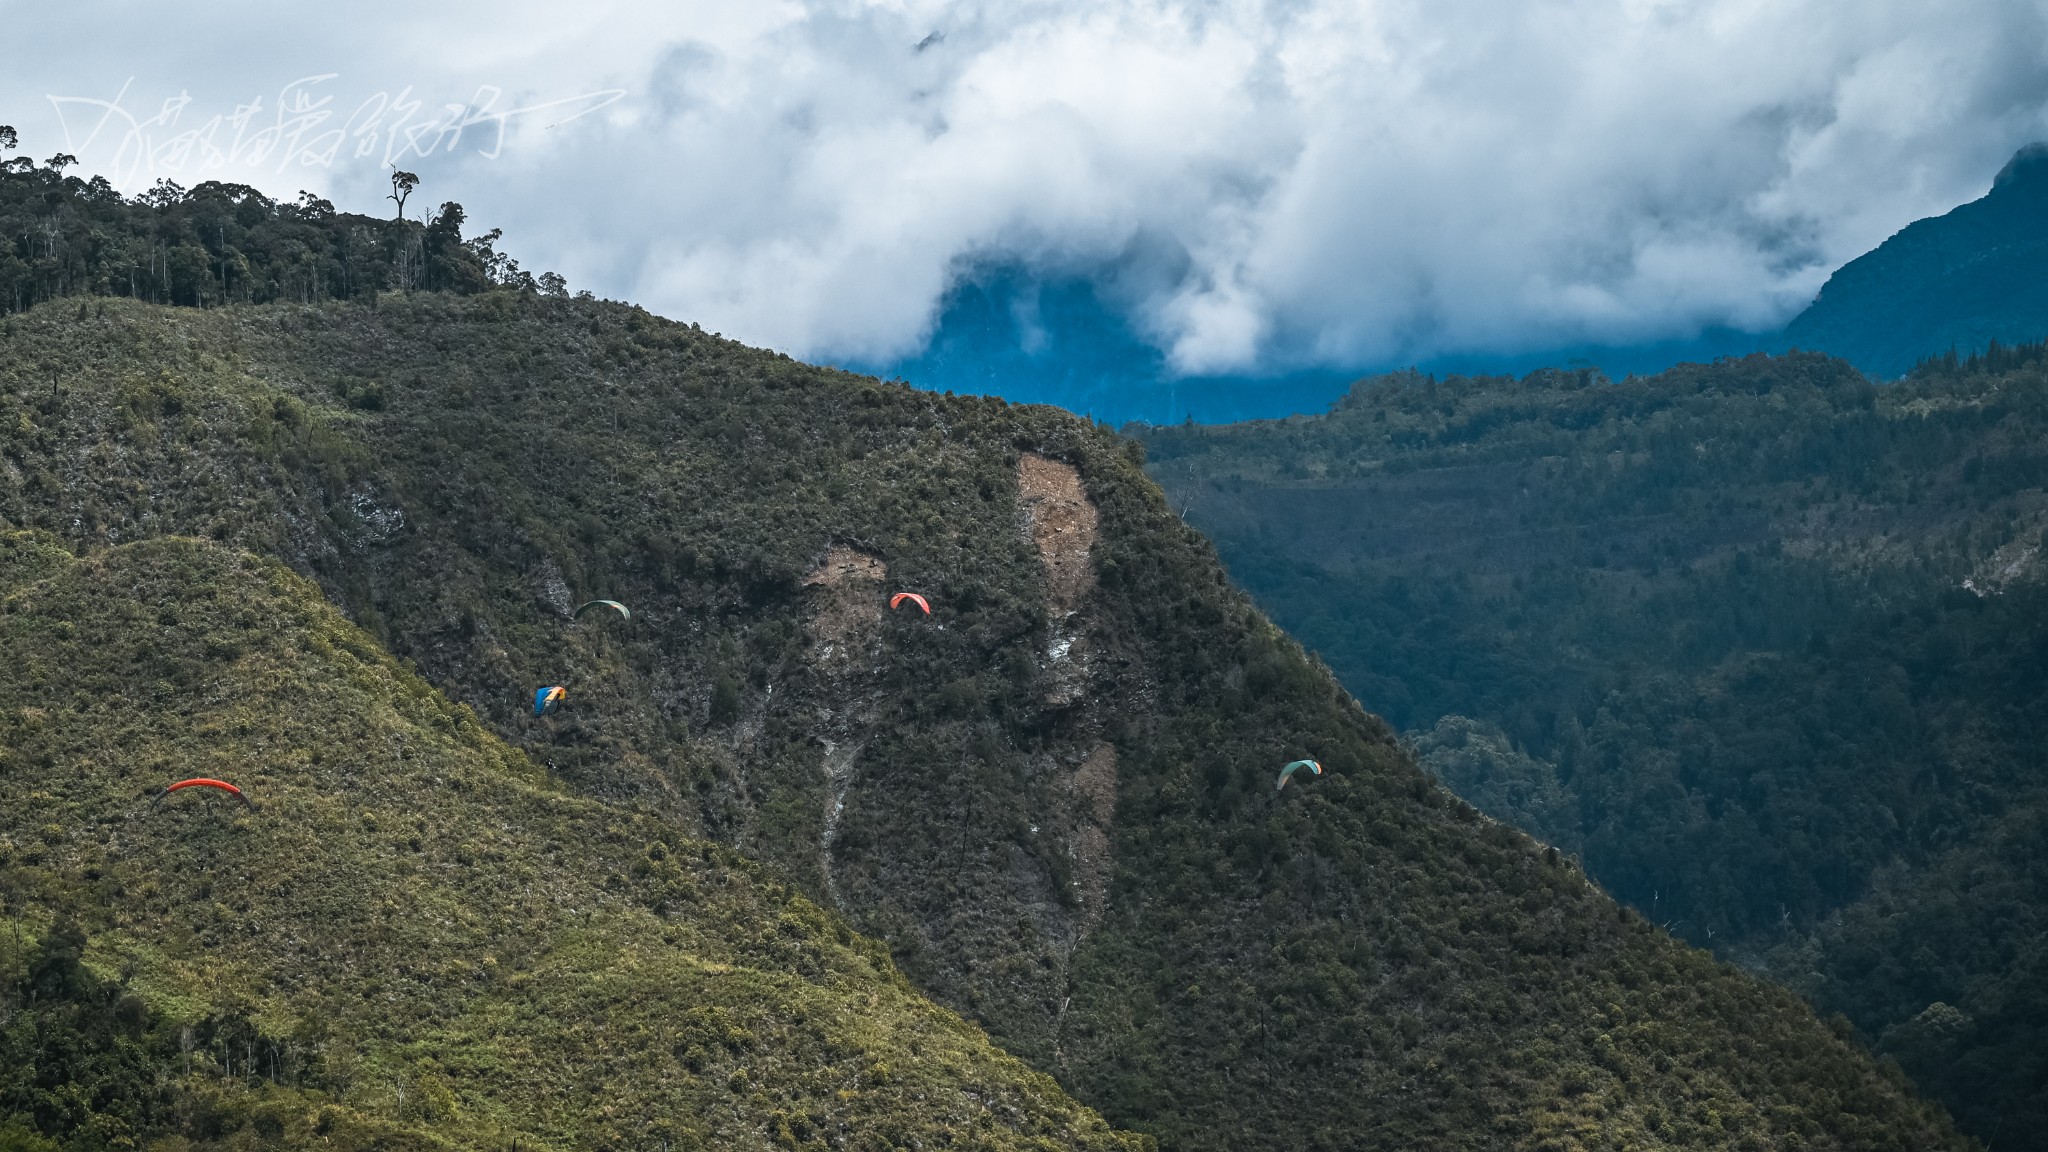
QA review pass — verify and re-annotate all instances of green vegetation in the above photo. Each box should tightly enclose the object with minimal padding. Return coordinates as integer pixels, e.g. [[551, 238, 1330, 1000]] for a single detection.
[[0, 530, 1147, 1151], [0, 288, 1970, 1149], [1141, 349, 2048, 1146], [1, 137, 551, 313]]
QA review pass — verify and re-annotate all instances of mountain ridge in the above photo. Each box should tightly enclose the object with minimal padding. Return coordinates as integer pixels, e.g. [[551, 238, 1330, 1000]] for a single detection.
[[0, 290, 1969, 1149], [868, 143, 2048, 417], [1780, 143, 2048, 377]]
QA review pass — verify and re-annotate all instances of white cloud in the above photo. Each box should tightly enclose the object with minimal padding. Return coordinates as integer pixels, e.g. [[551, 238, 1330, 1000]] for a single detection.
[[6, 0, 2048, 372]]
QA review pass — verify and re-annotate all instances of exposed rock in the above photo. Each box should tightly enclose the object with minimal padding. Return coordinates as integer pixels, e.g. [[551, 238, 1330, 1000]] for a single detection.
[[1019, 454, 1099, 706]]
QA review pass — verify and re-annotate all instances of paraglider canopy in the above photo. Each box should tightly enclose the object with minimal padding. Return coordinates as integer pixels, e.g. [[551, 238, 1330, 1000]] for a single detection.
[[890, 592, 931, 615], [1276, 759, 1323, 792], [574, 600, 631, 622], [154, 778, 257, 810], [534, 685, 567, 717]]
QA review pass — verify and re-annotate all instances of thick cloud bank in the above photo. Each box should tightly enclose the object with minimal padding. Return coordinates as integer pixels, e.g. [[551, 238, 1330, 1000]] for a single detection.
[[8, 0, 2048, 373]]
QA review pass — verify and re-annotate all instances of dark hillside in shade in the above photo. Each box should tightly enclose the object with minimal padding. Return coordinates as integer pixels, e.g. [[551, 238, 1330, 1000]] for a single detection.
[[1141, 351, 2048, 1145], [0, 294, 1968, 1149], [1782, 144, 2048, 377]]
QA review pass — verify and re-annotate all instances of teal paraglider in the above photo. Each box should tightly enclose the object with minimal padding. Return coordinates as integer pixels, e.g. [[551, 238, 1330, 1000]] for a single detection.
[[1276, 759, 1322, 792]]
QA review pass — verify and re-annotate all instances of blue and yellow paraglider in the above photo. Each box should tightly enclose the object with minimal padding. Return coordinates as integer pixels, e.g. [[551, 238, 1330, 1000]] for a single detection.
[[1276, 759, 1322, 792], [534, 685, 567, 717]]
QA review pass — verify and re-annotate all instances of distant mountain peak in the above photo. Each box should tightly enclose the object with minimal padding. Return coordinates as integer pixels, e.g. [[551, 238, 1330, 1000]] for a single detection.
[[1992, 141, 2048, 192], [1781, 142, 2048, 376]]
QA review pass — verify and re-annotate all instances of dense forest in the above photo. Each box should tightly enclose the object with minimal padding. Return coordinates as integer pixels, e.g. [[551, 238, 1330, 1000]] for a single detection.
[[1141, 346, 2048, 1145], [0, 125, 555, 313], [0, 271, 1965, 1148]]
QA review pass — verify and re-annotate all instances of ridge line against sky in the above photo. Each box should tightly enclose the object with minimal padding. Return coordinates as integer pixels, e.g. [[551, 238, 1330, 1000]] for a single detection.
[[7, 0, 2048, 378]]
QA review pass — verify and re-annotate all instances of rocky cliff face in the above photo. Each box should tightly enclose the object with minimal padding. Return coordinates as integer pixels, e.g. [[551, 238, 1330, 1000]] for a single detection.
[[0, 294, 1964, 1149]]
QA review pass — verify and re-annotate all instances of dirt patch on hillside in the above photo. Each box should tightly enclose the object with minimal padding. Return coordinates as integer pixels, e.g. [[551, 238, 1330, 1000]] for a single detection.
[[1070, 741, 1117, 826], [1065, 743, 1118, 924], [1020, 455, 1099, 707], [818, 737, 862, 901], [800, 545, 892, 908], [802, 545, 888, 647], [1018, 454, 1098, 616], [803, 545, 888, 587]]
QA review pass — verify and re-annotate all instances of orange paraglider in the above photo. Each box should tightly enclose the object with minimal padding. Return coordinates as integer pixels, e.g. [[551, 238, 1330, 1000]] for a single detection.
[[890, 592, 931, 615], [153, 778, 257, 811]]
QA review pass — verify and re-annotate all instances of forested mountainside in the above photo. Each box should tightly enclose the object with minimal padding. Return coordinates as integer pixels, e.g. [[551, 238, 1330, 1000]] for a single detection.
[[0, 531, 1144, 1151], [0, 293, 1964, 1151], [1781, 143, 2048, 377], [1140, 348, 2048, 1146]]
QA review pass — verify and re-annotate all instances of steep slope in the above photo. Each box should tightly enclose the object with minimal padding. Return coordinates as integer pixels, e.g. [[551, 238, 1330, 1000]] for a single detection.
[[1140, 351, 2048, 1145], [0, 296, 1965, 1149], [0, 530, 1146, 1151], [1782, 144, 2048, 376]]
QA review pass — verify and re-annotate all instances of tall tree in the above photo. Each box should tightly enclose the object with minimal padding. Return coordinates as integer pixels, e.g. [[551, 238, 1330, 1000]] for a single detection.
[[388, 168, 419, 218]]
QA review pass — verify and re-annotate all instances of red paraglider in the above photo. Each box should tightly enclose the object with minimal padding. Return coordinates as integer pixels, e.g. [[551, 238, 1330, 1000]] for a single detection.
[[153, 778, 257, 811], [890, 592, 931, 615]]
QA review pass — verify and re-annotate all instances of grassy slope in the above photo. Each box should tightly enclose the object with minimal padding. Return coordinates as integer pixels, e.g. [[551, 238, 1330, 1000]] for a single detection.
[[1139, 353, 2048, 1145], [0, 297, 1965, 1150], [0, 531, 1145, 1152]]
